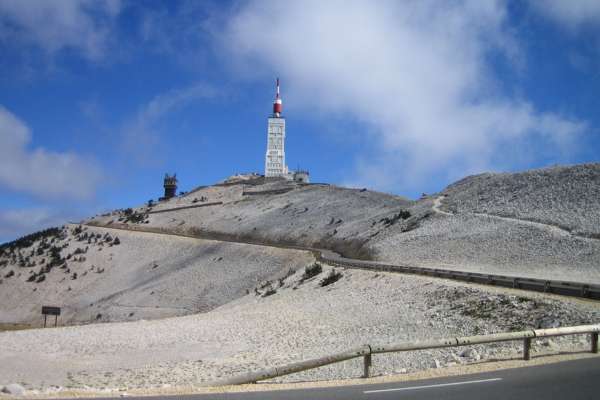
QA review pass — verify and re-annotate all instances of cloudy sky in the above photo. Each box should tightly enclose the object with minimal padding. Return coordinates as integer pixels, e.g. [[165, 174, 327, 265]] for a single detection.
[[1, 0, 599, 242]]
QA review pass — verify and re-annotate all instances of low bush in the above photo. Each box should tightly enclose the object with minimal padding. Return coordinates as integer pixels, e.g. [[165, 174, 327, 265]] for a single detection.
[[262, 287, 277, 297], [320, 269, 343, 287], [379, 210, 411, 227], [301, 263, 322, 282], [0, 227, 61, 252]]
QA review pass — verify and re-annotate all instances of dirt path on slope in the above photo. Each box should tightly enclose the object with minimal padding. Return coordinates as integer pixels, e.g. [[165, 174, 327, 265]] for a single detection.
[[432, 196, 596, 241]]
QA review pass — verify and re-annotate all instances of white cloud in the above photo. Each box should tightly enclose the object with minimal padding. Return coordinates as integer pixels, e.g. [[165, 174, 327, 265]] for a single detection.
[[0, 0, 121, 59], [0, 105, 101, 199], [529, 0, 600, 30], [221, 0, 586, 192]]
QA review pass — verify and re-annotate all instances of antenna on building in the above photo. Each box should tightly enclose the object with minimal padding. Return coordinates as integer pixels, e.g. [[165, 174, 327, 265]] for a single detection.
[[273, 78, 282, 117]]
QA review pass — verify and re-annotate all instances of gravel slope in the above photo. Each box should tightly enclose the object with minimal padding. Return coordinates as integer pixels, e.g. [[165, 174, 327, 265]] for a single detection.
[[88, 180, 413, 259], [85, 163, 600, 283], [0, 225, 312, 326], [373, 212, 600, 283], [440, 163, 600, 238], [1, 266, 598, 392]]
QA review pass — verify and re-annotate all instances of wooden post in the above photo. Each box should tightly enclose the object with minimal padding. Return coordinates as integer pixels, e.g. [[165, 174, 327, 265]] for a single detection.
[[592, 332, 598, 354], [523, 338, 532, 360], [363, 354, 372, 378], [43, 314, 47, 328], [54, 315, 58, 327]]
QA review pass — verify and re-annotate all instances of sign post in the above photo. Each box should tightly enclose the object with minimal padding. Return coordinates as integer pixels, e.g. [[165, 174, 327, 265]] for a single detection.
[[41, 306, 61, 327]]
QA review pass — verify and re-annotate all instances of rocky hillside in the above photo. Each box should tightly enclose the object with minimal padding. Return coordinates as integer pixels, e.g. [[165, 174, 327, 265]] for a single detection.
[[440, 163, 600, 238], [1, 163, 600, 394], [2, 266, 599, 391], [88, 178, 414, 260], [0, 225, 312, 326], [2, 162, 600, 327], [85, 163, 600, 283], [373, 163, 600, 282]]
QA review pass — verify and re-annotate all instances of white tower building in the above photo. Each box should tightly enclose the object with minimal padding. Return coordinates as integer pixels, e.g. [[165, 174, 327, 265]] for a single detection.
[[265, 78, 288, 177]]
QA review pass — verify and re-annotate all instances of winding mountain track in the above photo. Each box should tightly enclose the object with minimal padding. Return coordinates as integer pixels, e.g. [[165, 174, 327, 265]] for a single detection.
[[432, 196, 594, 240], [81, 222, 600, 301], [432, 195, 453, 216]]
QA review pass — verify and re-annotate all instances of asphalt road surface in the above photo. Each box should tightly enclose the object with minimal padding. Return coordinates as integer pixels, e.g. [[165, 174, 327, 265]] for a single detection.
[[85, 357, 600, 400]]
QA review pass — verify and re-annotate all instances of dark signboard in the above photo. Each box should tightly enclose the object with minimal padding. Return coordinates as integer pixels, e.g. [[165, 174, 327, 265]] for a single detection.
[[41, 306, 61, 327], [42, 306, 61, 316]]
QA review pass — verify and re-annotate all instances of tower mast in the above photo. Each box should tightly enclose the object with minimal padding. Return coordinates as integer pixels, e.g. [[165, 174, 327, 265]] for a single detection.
[[273, 77, 282, 117], [265, 78, 287, 177]]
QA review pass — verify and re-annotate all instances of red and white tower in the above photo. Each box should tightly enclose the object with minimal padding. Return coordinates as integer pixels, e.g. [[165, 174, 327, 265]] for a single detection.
[[265, 78, 288, 177], [273, 77, 282, 117]]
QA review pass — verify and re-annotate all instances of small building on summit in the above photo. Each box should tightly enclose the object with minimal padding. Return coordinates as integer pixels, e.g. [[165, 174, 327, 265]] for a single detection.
[[163, 173, 178, 199], [293, 170, 310, 183]]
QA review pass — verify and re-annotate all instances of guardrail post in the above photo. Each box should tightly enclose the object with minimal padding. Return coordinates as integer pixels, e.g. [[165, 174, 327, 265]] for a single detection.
[[592, 332, 598, 354], [363, 348, 372, 378], [523, 337, 532, 360]]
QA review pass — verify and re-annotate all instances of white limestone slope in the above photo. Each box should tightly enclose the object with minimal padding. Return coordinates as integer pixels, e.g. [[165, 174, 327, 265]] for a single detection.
[[1, 265, 598, 392], [88, 163, 600, 284], [0, 225, 312, 326]]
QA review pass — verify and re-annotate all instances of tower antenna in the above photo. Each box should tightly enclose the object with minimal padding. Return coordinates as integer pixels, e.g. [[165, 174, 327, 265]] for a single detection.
[[273, 78, 282, 117]]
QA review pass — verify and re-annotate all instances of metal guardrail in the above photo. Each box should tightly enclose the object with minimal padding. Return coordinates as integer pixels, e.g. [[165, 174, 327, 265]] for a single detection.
[[82, 222, 600, 301], [209, 324, 600, 386], [76, 224, 600, 385], [147, 201, 223, 214], [316, 251, 600, 300]]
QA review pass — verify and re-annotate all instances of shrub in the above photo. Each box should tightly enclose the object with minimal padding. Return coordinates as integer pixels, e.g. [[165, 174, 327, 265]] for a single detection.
[[4, 270, 14, 278], [0, 227, 61, 252], [113, 237, 120, 245], [278, 268, 295, 286], [320, 269, 343, 287], [379, 210, 411, 227], [36, 274, 46, 283], [121, 208, 147, 223], [262, 287, 277, 297], [301, 263, 322, 282]]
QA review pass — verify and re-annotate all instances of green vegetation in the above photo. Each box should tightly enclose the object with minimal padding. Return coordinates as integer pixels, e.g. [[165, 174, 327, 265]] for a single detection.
[[379, 210, 411, 227], [0, 227, 62, 254], [320, 269, 343, 287], [301, 263, 322, 282], [120, 208, 148, 224]]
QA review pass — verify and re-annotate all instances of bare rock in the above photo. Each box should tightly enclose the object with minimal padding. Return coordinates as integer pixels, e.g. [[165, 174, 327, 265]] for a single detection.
[[1, 383, 25, 396], [460, 348, 480, 360]]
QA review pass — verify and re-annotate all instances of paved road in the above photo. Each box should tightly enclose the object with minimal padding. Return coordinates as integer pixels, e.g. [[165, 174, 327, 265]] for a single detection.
[[87, 357, 599, 400]]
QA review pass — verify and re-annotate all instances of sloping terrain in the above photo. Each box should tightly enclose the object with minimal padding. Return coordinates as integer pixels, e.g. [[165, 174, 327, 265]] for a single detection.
[[1, 163, 600, 394], [372, 164, 600, 282], [0, 225, 312, 326], [86, 163, 600, 283], [440, 163, 600, 238], [1, 265, 599, 392], [88, 179, 414, 259]]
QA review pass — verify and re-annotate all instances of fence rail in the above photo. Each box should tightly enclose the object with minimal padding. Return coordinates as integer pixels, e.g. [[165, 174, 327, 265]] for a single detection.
[[81, 222, 600, 301], [209, 323, 600, 386], [316, 251, 600, 300]]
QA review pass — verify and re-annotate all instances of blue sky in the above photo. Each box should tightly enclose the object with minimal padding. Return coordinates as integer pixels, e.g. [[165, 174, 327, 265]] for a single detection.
[[0, 0, 599, 242]]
